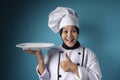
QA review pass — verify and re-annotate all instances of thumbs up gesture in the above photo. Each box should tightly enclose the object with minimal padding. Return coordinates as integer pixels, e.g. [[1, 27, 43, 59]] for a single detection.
[[60, 53, 77, 72]]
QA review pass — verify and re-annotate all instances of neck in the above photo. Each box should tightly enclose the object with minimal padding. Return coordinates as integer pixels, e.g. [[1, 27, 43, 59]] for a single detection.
[[62, 41, 80, 50]]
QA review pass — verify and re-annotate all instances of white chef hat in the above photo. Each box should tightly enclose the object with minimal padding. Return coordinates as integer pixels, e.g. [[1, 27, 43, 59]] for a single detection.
[[48, 7, 79, 33]]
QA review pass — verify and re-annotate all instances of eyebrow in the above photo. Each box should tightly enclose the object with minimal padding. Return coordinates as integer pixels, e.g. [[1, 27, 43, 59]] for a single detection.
[[63, 27, 76, 30]]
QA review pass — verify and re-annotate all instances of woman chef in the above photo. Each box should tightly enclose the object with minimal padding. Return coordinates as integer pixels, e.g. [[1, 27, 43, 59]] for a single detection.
[[24, 7, 102, 80]]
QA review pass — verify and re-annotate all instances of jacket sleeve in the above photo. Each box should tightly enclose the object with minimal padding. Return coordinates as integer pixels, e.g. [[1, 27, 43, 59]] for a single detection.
[[36, 65, 50, 80], [36, 49, 52, 80], [75, 48, 102, 80]]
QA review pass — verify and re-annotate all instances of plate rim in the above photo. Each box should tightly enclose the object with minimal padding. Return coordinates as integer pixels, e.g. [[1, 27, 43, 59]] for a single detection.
[[16, 42, 55, 49]]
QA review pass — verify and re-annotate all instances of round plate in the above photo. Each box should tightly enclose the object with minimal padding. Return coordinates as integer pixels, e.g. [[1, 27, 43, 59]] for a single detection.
[[16, 43, 55, 50]]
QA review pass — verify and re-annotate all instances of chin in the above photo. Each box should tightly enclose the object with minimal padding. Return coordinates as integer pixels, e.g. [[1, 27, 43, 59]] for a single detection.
[[64, 41, 75, 47], [66, 43, 75, 47]]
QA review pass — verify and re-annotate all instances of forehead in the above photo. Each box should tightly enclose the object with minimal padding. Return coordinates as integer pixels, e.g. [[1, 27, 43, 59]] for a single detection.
[[63, 25, 76, 30]]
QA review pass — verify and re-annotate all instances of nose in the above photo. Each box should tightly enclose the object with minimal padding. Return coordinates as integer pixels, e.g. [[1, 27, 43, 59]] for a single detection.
[[67, 31, 72, 38]]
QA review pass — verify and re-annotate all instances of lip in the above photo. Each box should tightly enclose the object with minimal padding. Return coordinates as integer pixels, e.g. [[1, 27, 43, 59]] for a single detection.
[[66, 38, 74, 43]]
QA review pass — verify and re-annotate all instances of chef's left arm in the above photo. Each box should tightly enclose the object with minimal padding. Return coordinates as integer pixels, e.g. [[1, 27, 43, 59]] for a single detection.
[[60, 49, 102, 80], [76, 49, 102, 80]]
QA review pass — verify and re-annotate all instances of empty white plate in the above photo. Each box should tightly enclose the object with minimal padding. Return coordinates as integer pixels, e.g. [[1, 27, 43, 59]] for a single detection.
[[16, 43, 55, 50]]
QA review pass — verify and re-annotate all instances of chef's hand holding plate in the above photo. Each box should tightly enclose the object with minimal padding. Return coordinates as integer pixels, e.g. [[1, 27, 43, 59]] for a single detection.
[[16, 42, 55, 61], [16, 43, 55, 74], [24, 48, 45, 74], [24, 48, 44, 61]]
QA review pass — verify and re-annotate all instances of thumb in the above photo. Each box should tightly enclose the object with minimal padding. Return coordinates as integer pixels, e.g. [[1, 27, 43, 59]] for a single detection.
[[36, 48, 42, 55], [65, 53, 70, 60], [38, 48, 41, 52]]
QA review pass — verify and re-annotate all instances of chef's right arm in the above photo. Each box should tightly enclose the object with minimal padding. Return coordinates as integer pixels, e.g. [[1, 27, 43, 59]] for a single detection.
[[24, 48, 50, 80], [36, 65, 50, 80]]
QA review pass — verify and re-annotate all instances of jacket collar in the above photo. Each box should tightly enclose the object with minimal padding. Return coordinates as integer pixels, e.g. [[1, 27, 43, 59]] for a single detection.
[[62, 41, 80, 50]]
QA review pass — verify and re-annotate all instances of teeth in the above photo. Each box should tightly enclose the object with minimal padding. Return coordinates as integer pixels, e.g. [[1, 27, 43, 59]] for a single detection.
[[66, 38, 73, 42]]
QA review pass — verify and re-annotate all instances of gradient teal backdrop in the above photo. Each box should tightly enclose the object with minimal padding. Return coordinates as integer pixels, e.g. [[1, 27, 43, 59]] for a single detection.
[[2, 0, 120, 80]]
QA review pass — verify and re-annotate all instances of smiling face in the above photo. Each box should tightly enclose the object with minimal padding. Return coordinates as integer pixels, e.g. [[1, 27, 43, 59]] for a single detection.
[[61, 25, 79, 47]]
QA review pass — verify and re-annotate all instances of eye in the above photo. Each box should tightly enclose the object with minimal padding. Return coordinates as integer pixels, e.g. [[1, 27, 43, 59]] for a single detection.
[[63, 30, 68, 34], [71, 29, 77, 33]]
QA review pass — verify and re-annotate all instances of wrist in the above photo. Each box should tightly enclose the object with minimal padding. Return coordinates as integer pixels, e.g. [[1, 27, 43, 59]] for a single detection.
[[38, 58, 44, 63], [36, 54, 44, 61]]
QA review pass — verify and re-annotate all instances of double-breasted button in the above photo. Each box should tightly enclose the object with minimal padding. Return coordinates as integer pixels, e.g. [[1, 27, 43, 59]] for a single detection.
[[78, 52, 81, 55], [77, 63, 80, 66], [59, 51, 64, 53], [58, 75, 62, 78]]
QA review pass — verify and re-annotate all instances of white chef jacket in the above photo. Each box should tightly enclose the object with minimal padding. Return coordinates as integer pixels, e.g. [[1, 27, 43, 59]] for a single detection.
[[36, 45, 102, 80]]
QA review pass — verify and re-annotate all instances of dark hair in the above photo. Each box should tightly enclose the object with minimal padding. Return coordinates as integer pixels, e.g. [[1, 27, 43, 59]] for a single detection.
[[59, 26, 79, 36]]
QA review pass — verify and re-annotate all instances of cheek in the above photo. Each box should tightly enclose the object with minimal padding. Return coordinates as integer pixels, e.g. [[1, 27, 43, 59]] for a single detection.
[[61, 34, 65, 40], [73, 33, 78, 39]]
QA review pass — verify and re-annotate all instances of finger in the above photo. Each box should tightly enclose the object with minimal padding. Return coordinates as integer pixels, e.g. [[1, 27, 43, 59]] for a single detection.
[[61, 62, 66, 69], [23, 48, 30, 51], [24, 48, 36, 54], [60, 62, 65, 69], [38, 48, 41, 52], [36, 48, 40, 54], [37, 48, 42, 55], [60, 62, 62, 67], [65, 53, 70, 60]]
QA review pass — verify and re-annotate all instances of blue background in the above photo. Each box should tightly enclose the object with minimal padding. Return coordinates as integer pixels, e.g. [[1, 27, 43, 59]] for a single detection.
[[1, 0, 120, 80]]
